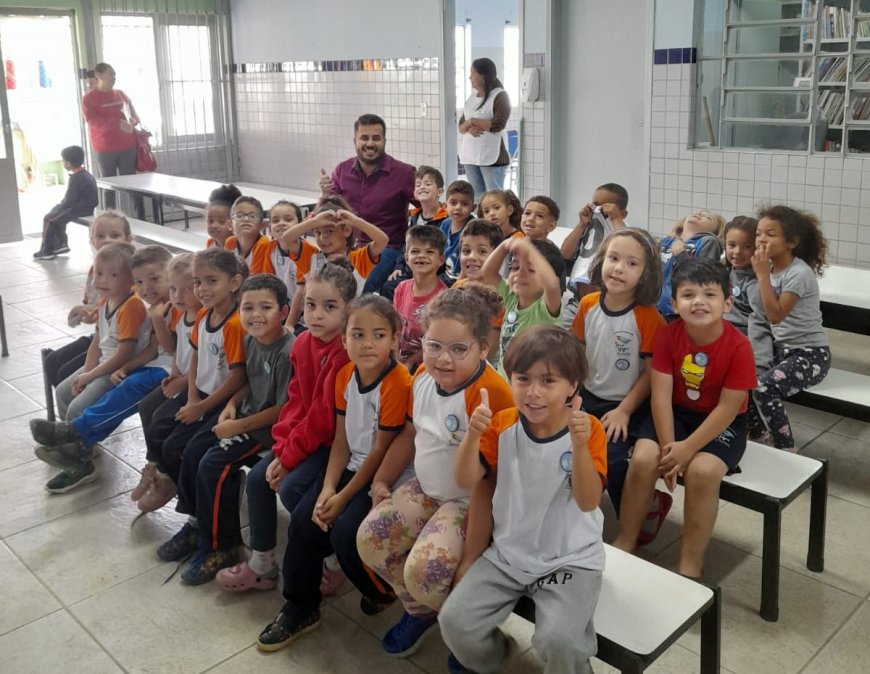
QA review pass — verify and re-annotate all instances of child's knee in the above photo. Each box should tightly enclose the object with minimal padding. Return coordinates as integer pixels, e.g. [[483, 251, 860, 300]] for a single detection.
[[629, 439, 660, 472], [404, 548, 453, 610], [684, 453, 727, 486]]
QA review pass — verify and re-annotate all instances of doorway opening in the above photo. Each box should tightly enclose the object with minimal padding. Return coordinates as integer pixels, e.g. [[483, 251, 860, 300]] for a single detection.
[[0, 12, 82, 236]]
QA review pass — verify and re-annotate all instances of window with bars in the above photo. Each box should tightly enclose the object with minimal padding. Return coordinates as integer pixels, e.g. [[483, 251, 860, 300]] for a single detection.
[[101, 12, 225, 150], [696, 0, 870, 154]]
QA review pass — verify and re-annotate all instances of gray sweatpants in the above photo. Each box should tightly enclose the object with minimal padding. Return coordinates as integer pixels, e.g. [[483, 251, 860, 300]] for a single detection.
[[94, 145, 145, 219], [56, 366, 114, 422], [439, 555, 601, 674]]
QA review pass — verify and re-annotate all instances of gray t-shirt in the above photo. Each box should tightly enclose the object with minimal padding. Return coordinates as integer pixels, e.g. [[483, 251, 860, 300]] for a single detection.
[[769, 257, 828, 349], [240, 331, 294, 447], [726, 267, 774, 371]]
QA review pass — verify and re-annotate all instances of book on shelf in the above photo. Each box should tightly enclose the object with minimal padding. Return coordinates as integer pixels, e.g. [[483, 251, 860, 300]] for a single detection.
[[819, 89, 845, 124], [818, 56, 848, 81], [855, 57, 870, 83], [851, 95, 870, 121]]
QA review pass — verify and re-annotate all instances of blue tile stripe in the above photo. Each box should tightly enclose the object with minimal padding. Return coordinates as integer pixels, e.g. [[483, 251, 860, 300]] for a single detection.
[[653, 47, 696, 65]]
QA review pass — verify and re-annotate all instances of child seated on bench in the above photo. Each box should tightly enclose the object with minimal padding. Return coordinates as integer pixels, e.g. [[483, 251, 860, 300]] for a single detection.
[[748, 205, 831, 452], [613, 259, 757, 578], [442, 325, 607, 674]]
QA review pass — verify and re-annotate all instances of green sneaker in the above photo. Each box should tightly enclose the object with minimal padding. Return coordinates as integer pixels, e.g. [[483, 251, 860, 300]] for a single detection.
[[35, 440, 90, 470], [45, 462, 97, 494]]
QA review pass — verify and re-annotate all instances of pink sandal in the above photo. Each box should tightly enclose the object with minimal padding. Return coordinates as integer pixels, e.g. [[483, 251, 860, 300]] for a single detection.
[[215, 562, 279, 592]]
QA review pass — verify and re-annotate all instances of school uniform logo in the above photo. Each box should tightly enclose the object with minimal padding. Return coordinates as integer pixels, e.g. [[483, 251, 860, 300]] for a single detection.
[[613, 331, 633, 371], [560, 451, 573, 489], [445, 414, 460, 433]]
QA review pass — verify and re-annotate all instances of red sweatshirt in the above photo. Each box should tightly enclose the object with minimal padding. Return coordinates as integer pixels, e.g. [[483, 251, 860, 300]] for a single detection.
[[82, 89, 137, 153], [271, 330, 350, 470]]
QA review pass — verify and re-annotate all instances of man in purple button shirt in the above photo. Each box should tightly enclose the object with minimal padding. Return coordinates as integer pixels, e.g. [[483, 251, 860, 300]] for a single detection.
[[319, 113, 416, 293]]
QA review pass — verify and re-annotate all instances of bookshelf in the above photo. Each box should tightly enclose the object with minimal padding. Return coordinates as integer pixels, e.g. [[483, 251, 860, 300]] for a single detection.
[[715, 0, 870, 153]]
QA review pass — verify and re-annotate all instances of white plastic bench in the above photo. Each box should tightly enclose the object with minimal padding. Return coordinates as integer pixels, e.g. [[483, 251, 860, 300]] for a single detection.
[[790, 367, 870, 421], [72, 215, 204, 253], [513, 544, 721, 673], [718, 441, 828, 622]]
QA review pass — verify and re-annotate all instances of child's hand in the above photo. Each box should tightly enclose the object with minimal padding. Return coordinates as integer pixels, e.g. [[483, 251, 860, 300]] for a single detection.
[[109, 368, 128, 386], [387, 269, 402, 281], [568, 395, 591, 449], [313, 492, 346, 531], [319, 168, 334, 195], [212, 418, 243, 440], [218, 402, 237, 424], [149, 300, 168, 320], [600, 407, 630, 442], [161, 375, 187, 398], [71, 372, 92, 396], [601, 203, 624, 226], [175, 401, 205, 425], [370, 481, 391, 507], [751, 243, 772, 278], [265, 457, 289, 491], [336, 209, 360, 228], [659, 440, 693, 491], [468, 388, 492, 436]]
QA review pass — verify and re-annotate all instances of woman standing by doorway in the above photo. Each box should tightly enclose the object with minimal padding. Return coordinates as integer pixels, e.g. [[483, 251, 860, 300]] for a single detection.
[[81, 62, 145, 219], [458, 58, 512, 199]]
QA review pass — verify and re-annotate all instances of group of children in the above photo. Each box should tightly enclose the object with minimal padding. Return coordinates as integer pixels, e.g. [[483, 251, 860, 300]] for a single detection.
[[27, 162, 832, 673]]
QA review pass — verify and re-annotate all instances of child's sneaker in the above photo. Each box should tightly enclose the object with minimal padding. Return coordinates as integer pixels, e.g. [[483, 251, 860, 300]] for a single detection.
[[137, 471, 176, 513], [359, 592, 395, 616], [319, 560, 346, 597], [447, 652, 473, 674], [34, 440, 90, 470], [637, 489, 673, 546], [215, 561, 279, 592], [257, 609, 321, 652], [30, 419, 79, 446], [157, 523, 199, 561], [181, 547, 238, 585], [381, 611, 439, 657], [45, 461, 97, 494], [131, 463, 157, 502]]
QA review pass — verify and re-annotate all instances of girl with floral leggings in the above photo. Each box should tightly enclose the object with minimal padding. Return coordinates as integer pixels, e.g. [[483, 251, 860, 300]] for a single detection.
[[356, 284, 515, 658]]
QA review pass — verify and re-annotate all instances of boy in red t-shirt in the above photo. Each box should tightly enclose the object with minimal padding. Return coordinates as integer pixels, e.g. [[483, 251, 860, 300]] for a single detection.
[[612, 259, 757, 578]]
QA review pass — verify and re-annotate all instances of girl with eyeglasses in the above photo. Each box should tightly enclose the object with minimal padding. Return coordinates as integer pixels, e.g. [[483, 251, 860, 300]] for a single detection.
[[226, 195, 272, 274], [356, 283, 514, 659]]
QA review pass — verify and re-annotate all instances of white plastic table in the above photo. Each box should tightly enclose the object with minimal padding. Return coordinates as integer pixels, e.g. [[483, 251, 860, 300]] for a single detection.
[[95, 173, 320, 226]]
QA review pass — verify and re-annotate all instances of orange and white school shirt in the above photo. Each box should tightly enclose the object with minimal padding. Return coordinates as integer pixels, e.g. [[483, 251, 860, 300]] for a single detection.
[[571, 291, 665, 402], [174, 310, 197, 376], [147, 305, 178, 374], [479, 408, 608, 582], [189, 306, 246, 395], [97, 293, 151, 363], [292, 239, 378, 296], [225, 235, 272, 274], [266, 239, 298, 299], [408, 361, 514, 502], [335, 360, 412, 472]]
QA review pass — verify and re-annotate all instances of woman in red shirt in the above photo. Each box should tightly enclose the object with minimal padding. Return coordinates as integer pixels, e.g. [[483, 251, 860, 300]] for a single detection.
[[81, 63, 145, 218]]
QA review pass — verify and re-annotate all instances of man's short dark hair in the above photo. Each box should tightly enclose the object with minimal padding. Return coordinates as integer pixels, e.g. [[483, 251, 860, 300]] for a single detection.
[[597, 182, 629, 210], [240, 273, 289, 308], [61, 145, 86, 168], [671, 258, 730, 299], [354, 114, 386, 135], [406, 224, 446, 254]]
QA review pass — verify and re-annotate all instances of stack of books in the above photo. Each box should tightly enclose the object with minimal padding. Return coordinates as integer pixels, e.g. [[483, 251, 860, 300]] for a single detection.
[[850, 96, 870, 121], [818, 56, 848, 81], [819, 89, 846, 124]]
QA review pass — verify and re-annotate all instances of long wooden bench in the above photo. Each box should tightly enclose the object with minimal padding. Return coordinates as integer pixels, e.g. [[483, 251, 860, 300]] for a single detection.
[[513, 544, 721, 673]]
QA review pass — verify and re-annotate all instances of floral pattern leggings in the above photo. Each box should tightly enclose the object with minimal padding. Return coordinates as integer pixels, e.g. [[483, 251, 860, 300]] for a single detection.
[[356, 478, 468, 616], [748, 345, 831, 451]]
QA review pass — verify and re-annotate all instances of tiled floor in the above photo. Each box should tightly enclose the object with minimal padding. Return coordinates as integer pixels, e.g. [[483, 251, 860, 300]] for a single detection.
[[1, 224, 869, 674]]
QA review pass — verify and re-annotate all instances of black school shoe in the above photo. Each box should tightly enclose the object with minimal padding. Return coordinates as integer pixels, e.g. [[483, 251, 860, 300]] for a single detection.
[[257, 609, 322, 652], [31, 419, 80, 447], [33, 249, 56, 260]]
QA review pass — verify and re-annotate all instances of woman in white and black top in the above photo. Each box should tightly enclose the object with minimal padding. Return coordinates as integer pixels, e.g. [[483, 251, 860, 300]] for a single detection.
[[458, 58, 512, 199]]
